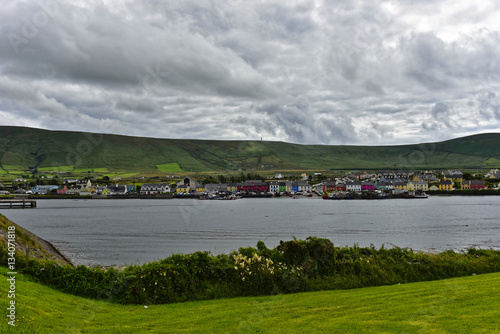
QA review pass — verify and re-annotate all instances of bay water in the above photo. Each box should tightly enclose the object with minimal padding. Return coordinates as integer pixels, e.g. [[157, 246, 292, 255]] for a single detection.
[[2, 196, 499, 266]]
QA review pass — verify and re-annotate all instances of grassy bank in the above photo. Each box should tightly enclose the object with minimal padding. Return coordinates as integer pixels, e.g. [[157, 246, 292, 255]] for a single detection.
[[3, 236, 499, 305], [0, 215, 72, 267], [1, 267, 499, 333]]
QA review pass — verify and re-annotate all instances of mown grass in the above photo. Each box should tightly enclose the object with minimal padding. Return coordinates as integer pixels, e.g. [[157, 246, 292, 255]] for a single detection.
[[0, 267, 499, 333]]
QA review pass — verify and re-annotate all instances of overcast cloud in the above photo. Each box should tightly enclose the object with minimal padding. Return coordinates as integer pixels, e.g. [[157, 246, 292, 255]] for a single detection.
[[1, 0, 500, 145]]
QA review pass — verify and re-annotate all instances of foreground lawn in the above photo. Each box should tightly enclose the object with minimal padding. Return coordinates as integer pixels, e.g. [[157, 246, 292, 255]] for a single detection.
[[1, 268, 499, 333]]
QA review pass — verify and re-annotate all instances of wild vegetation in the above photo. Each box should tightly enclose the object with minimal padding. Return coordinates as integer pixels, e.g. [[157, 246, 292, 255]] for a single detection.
[[2, 236, 499, 305]]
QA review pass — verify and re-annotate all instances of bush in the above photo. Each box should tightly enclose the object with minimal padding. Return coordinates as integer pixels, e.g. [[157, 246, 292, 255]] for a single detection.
[[2, 238, 499, 305]]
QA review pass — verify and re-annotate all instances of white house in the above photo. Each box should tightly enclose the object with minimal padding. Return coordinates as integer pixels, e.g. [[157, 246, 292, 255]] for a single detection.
[[297, 181, 312, 192], [140, 183, 171, 195], [31, 185, 58, 195], [346, 181, 361, 192], [269, 181, 280, 193]]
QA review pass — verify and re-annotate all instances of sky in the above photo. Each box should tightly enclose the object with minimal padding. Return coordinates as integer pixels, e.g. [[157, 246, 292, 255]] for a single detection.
[[1, 0, 500, 145]]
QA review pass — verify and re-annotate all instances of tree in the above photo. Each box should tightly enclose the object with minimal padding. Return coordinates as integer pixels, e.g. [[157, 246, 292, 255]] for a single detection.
[[463, 173, 473, 180]]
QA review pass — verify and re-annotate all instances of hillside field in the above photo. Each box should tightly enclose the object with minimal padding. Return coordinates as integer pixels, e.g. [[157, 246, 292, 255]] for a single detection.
[[1, 126, 500, 175]]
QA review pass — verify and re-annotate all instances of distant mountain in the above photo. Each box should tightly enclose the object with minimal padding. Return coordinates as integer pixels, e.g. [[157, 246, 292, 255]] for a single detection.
[[0, 126, 499, 174]]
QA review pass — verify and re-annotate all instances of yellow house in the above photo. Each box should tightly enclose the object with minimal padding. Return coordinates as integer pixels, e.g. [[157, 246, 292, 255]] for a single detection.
[[429, 185, 439, 191], [393, 182, 407, 190], [407, 181, 428, 191], [227, 183, 238, 193], [195, 184, 205, 193], [176, 185, 190, 193], [439, 180, 453, 191], [444, 174, 463, 182]]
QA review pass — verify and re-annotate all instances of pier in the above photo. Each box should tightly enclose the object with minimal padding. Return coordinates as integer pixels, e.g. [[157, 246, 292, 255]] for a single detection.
[[0, 199, 37, 209]]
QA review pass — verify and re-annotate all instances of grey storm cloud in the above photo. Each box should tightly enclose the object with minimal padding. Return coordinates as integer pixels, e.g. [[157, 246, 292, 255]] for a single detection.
[[1, 0, 500, 144]]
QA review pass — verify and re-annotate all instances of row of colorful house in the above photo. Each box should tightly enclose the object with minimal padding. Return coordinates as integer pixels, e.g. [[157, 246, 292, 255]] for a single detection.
[[174, 177, 313, 194], [7, 171, 496, 196], [11, 181, 172, 196], [322, 179, 488, 194]]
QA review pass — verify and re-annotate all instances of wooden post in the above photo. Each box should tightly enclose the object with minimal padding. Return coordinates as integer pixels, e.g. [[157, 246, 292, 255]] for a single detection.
[[26, 247, 30, 268]]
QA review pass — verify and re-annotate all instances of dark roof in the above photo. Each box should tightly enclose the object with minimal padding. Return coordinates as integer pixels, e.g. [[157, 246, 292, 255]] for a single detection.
[[470, 180, 485, 185], [108, 185, 126, 190], [346, 181, 361, 185]]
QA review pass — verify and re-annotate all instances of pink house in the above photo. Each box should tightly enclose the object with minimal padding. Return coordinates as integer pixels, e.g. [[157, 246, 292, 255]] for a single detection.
[[237, 180, 269, 192], [57, 185, 68, 195], [361, 182, 375, 191]]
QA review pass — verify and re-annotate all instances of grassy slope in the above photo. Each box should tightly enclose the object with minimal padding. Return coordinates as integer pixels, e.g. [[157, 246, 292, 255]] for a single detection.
[[1, 267, 498, 333], [1, 126, 500, 173], [0, 214, 72, 267]]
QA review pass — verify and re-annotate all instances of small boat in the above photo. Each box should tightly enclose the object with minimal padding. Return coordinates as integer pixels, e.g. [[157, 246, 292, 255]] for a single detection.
[[414, 192, 429, 199]]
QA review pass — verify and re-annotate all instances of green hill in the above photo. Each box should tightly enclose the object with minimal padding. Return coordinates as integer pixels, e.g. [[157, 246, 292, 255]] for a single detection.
[[0, 126, 499, 174]]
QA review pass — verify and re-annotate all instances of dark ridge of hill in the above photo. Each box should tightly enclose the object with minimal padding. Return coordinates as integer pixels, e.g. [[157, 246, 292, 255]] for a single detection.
[[0, 126, 499, 173]]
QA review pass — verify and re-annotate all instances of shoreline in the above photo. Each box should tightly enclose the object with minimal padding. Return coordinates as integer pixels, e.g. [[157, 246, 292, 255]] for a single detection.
[[1, 189, 498, 201]]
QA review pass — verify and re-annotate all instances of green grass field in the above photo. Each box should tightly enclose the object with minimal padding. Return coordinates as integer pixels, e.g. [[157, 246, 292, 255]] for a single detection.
[[2, 165, 26, 171], [156, 162, 183, 172], [1, 267, 498, 333], [38, 165, 73, 172]]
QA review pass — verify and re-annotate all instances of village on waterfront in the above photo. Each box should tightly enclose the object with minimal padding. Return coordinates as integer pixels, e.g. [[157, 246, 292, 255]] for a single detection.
[[1, 168, 500, 200]]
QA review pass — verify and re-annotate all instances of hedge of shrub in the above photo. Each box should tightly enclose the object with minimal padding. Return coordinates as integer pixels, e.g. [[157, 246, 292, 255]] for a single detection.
[[2, 237, 500, 305]]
